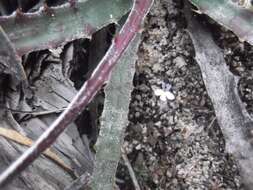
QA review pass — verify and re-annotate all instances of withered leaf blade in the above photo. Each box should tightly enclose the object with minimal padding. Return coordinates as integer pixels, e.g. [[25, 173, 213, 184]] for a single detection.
[[0, 127, 74, 176], [187, 12, 253, 188], [189, 0, 253, 45], [0, 26, 26, 84]]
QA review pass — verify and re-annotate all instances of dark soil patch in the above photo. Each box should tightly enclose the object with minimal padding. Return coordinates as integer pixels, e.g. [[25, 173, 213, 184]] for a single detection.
[[116, 0, 246, 189]]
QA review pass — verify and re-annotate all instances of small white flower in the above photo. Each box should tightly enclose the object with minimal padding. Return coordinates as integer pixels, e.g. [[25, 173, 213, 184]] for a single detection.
[[154, 82, 175, 101], [154, 89, 175, 101]]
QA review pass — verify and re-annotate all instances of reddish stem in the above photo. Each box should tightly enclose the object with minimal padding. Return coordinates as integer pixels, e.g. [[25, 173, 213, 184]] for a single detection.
[[0, 0, 153, 187]]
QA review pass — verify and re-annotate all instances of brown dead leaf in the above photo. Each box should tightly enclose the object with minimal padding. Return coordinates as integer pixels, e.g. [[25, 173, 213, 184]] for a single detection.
[[0, 127, 75, 176]]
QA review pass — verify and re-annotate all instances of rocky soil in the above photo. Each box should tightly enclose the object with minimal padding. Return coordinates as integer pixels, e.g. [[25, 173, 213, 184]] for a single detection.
[[116, 0, 252, 189]]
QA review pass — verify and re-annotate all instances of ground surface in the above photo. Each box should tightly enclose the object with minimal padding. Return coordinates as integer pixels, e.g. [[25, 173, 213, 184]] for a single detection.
[[116, 0, 253, 189]]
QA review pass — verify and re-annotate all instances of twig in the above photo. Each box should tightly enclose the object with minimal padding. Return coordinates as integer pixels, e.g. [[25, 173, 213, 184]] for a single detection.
[[0, 127, 76, 178], [206, 117, 216, 131], [122, 148, 141, 190], [0, 0, 153, 187], [0, 105, 66, 116]]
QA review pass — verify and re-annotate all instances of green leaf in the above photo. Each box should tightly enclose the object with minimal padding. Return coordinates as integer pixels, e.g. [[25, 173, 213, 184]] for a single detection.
[[0, 0, 132, 55], [90, 33, 141, 190]]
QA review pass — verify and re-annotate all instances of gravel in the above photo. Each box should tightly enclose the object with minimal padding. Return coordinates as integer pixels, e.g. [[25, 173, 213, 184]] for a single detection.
[[116, 0, 243, 189]]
